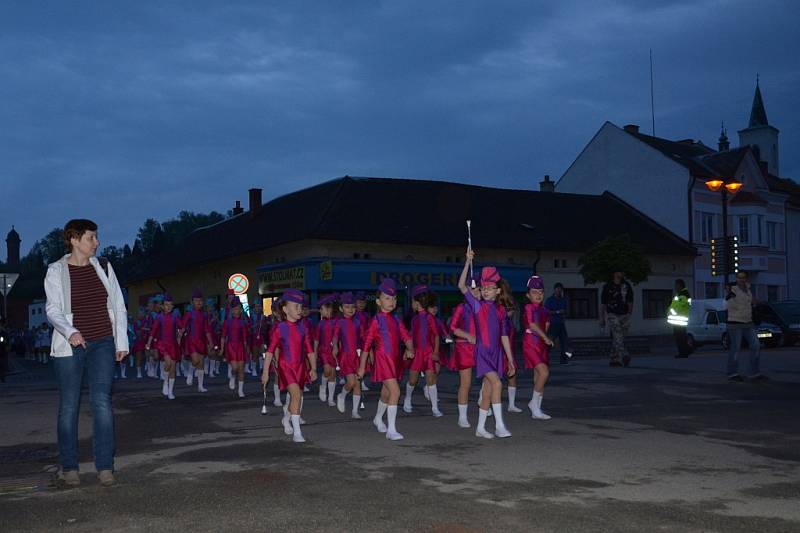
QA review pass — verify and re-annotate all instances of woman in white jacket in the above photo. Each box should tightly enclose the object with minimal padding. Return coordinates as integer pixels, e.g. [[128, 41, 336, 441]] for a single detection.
[[45, 219, 128, 488]]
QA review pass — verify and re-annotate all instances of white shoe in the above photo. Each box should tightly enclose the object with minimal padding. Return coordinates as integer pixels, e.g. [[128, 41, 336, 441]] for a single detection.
[[238, 390, 245, 398], [508, 405, 522, 413], [458, 418, 471, 428], [386, 431, 404, 441], [319, 389, 327, 402], [373, 418, 388, 433], [229, 378, 235, 390], [533, 411, 552, 420], [292, 432, 306, 443], [161, 381, 168, 396], [403, 403, 413, 414], [351, 412, 362, 419], [327, 399, 336, 407], [168, 392, 175, 400], [198, 385, 208, 393], [432, 409, 444, 418], [475, 428, 494, 439], [273, 398, 283, 407], [495, 427, 512, 438], [186, 375, 193, 386], [282, 416, 293, 435], [336, 393, 346, 414]]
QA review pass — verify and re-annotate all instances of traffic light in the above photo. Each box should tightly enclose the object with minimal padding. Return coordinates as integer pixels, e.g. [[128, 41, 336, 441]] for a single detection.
[[710, 236, 739, 276]]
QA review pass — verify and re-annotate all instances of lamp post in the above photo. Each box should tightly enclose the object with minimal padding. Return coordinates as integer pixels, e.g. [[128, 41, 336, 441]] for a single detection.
[[704, 177, 743, 284], [1, 272, 20, 322]]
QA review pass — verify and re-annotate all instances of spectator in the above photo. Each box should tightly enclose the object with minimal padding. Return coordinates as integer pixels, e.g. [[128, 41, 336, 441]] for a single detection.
[[724, 272, 762, 381], [45, 219, 129, 488], [544, 283, 571, 364], [600, 271, 634, 367]]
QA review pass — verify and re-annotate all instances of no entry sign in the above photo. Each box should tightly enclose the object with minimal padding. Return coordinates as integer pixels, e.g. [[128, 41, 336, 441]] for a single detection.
[[228, 273, 250, 295]]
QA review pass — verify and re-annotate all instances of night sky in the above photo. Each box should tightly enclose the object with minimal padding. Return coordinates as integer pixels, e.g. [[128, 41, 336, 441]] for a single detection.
[[2, 1, 798, 255]]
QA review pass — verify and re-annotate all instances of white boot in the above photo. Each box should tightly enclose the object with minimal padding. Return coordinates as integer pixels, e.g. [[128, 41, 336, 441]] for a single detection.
[[508, 386, 522, 412], [227, 365, 232, 380], [319, 377, 328, 402], [291, 414, 305, 443], [457, 404, 470, 428], [475, 408, 493, 439], [373, 401, 388, 433], [386, 405, 403, 441], [186, 366, 194, 386], [492, 403, 511, 438], [351, 395, 362, 419], [119, 362, 127, 379], [430, 385, 443, 417], [423, 384, 430, 400], [282, 394, 293, 435], [238, 380, 245, 398], [229, 376, 236, 390], [403, 383, 414, 413], [532, 391, 551, 420], [273, 383, 282, 406], [337, 390, 347, 413], [196, 370, 207, 392], [327, 381, 336, 407], [136, 367, 143, 379], [161, 377, 169, 396], [167, 378, 176, 400]]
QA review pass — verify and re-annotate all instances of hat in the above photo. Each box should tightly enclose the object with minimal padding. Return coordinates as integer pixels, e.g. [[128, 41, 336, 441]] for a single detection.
[[526, 276, 544, 291], [480, 266, 501, 287], [282, 288, 305, 304], [339, 291, 355, 305], [378, 278, 398, 296], [192, 288, 203, 299], [355, 291, 367, 301], [162, 293, 173, 302], [152, 294, 164, 303], [317, 293, 338, 307], [410, 284, 429, 298]]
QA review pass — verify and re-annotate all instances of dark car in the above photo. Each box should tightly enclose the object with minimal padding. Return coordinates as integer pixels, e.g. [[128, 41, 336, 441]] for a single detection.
[[754, 300, 800, 346]]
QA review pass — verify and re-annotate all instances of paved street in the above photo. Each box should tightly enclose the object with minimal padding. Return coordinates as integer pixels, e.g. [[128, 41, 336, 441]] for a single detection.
[[1, 346, 799, 532]]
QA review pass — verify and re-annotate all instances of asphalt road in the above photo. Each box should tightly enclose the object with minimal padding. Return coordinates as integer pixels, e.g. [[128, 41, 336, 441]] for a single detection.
[[1, 346, 799, 533]]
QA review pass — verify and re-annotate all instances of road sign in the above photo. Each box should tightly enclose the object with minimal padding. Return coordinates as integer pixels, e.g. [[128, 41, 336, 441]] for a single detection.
[[228, 273, 250, 295]]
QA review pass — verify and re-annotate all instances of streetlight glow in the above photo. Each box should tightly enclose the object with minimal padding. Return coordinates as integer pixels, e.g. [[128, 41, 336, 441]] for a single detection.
[[705, 179, 724, 192]]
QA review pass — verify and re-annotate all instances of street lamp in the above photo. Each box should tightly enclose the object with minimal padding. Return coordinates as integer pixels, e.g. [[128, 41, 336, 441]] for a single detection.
[[1, 272, 20, 322], [704, 176, 743, 283]]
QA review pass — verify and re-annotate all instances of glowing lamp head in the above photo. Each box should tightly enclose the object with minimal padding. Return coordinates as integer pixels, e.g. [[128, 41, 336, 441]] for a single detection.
[[705, 179, 724, 192], [725, 181, 743, 193]]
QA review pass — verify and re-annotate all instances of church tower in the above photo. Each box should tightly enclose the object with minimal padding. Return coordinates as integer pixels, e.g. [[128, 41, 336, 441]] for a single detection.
[[5, 226, 20, 270], [738, 77, 780, 175]]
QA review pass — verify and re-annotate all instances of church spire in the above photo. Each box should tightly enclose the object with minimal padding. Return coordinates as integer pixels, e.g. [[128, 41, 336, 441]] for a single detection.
[[748, 75, 769, 127], [718, 122, 729, 151]]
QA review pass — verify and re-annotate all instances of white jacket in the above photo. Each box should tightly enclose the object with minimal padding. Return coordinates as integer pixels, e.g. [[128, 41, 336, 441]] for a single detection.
[[724, 285, 753, 324], [45, 254, 129, 357]]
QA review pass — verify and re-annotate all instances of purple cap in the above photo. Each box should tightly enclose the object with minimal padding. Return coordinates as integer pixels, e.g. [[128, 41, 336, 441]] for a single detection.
[[339, 291, 355, 305], [162, 293, 173, 302], [480, 266, 500, 287], [192, 288, 203, 299], [527, 276, 544, 291], [411, 284, 429, 298], [282, 288, 305, 304], [317, 293, 338, 307], [355, 291, 367, 301], [378, 278, 398, 296]]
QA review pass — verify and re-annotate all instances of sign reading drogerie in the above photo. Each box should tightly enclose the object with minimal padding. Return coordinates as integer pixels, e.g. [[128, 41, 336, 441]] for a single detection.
[[228, 273, 250, 295]]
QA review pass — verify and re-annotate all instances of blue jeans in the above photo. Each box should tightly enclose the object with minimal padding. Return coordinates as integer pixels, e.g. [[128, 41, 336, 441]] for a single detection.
[[726, 323, 760, 376], [53, 336, 116, 472]]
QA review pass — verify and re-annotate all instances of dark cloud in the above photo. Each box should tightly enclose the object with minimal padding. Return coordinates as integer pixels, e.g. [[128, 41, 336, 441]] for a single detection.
[[1, 0, 798, 254]]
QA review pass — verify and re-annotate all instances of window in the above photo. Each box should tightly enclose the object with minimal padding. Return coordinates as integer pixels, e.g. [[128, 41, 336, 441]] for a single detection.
[[701, 212, 714, 243], [757, 215, 763, 244], [705, 312, 718, 325], [767, 221, 777, 249], [768, 285, 779, 302], [642, 290, 672, 319], [553, 259, 568, 269], [564, 288, 598, 319], [704, 282, 719, 299], [738, 216, 749, 244]]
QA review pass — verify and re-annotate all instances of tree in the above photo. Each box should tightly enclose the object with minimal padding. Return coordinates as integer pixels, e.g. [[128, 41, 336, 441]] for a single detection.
[[578, 234, 652, 285], [136, 219, 162, 256], [38, 228, 66, 264]]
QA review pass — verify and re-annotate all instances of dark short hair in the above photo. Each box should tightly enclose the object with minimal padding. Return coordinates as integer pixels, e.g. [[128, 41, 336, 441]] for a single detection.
[[554, 282, 564, 289], [675, 278, 685, 289], [63, 219, 98, 251]]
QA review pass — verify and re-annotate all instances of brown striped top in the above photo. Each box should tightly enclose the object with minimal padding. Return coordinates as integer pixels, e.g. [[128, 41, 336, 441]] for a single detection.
[[69, 264, 112, 341]]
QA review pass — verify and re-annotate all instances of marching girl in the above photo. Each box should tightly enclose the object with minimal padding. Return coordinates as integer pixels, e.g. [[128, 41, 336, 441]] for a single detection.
[[522, 276, 555, 419], [144, 297, 159, 378], [267, 300, 283, 407], [301, 296, 315, 393], [354, 291, 372, 391], [131, 307, 148, 379], [250, 302, 269, 378], [145, 293, 181, 400], [457, 249, 515, 439], [497, 279, 522, 413], [221, 299, 250, 398], [180, 289, 214, 393], [449, 275, 480, 428], [359, 278, 414, 441], [206, 301, 222, 378], [403, 285, 442, 417], [333, 291, 364, 418], [262, 289, 317, 443], [316, 294, 338, 406], [429, 300, 451, 370]]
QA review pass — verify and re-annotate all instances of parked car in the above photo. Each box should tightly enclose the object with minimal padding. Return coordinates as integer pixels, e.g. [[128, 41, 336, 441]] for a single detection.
[[683, 299, 781, 354], [753, 300, 800, 346]]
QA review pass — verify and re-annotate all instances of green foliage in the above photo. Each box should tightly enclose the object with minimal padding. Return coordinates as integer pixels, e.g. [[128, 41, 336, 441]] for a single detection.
[[578, 234, 652, 285]]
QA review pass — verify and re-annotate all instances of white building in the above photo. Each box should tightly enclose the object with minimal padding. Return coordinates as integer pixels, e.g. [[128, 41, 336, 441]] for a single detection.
[[27, 299, 48, 329]]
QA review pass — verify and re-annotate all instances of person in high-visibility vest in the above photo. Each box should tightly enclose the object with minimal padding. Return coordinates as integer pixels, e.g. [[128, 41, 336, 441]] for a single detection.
[[668, 279, 692, 357]]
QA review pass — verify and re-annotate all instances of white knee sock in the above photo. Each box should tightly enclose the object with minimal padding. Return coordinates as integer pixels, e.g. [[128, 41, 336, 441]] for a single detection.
[[458, 404, 468, 420], [492, 403, 507, 431], [375, 400, 388, 422], [196, 370, 205, 390], [352, 395, 361, 415], [273, 383, 281, 400], [387, 405, 399, 433], [508, 386, 517, 408], [327, 381, 336, 401], [168, 378, 175, 395], [477, 408, 488, 432], [291, 414, 303, 439], [238, 380, 244, 396], [429, 384, 439, 411], [405, 383, 414, 405]]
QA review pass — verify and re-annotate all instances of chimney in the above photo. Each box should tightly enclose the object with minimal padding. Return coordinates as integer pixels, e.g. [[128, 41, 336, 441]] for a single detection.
[[623, 124, 640, 134], [248, 188, 263, 218], [232, 200, 244, 216], [539, 174, 555, 193]]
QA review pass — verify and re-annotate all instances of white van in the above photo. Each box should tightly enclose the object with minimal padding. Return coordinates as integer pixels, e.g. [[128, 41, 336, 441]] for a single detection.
[[685, 299, 781, 353]]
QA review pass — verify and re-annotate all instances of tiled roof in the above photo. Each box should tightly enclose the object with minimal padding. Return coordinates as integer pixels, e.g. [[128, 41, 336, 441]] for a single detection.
[[128, 177, 696, 283], [625, 131, 717, 177]]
